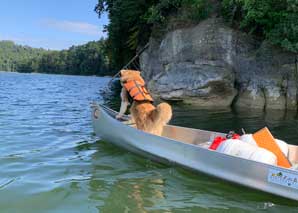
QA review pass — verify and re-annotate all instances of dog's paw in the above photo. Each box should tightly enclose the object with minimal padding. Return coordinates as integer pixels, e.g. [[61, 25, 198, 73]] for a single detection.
[[116, 114, 123, 120]]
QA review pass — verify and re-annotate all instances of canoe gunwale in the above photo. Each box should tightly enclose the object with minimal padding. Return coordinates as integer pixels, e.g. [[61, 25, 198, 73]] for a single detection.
[[93, 104, 298, 172]]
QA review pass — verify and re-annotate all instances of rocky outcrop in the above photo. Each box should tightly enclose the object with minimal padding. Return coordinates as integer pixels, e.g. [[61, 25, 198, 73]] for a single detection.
[[140, 18, 298, 110]]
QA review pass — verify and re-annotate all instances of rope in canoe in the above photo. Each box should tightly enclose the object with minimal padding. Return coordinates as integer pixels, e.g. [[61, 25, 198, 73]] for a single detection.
[[95, 43, 149, 122]]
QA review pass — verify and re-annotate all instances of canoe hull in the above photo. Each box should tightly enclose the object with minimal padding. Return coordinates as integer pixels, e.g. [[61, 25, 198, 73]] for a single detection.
[[91, 104, 298, 201]]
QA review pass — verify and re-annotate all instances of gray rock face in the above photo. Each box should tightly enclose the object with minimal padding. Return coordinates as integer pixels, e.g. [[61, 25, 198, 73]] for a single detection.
[[149, 61, 236, 106], [140, 18, 298, 110]]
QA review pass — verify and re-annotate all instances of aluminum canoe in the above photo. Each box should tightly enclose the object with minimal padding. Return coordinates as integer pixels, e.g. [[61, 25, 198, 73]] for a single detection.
[[91, 103, 298, 201]]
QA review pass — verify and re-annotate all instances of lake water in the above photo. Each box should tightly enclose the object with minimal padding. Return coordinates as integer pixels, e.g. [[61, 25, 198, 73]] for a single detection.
[[0, 71, 298, 212]]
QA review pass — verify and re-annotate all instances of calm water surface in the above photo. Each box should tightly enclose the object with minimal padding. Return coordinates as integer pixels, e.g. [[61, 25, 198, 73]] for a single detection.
[[0, 72, 298, 212]]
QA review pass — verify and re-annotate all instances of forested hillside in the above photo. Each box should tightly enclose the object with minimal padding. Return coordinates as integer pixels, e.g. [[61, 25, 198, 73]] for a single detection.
[[2, 0, 297, 76], [95, 0, 298, 70], [0, 40, 47, 72], [0, 39, 111, 76]]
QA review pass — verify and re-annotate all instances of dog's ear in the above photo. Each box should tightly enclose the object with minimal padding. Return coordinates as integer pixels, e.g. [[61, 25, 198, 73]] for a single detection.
[[121, 70, 140, 75], [120, 70, 142, 82], [120, 70, 127, 76], [120, 70, 128, 82], [134, 70, 141, 75]]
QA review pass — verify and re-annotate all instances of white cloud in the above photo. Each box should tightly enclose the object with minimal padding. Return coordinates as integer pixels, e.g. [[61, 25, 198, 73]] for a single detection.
[[43, 19, 103, 36]]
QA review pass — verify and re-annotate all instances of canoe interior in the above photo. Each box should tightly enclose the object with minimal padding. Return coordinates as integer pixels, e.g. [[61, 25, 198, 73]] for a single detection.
[[100, 105, 298, 166], [161, 125, 298, 165], [162, 125, 223, 147]]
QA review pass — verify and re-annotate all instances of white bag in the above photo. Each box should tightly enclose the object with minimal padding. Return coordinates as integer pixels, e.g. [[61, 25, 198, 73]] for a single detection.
[[240, 134, 257, 146], [217, 139, 277, 165], [250, 148, 278, 165], [240, 134, 289, 157]]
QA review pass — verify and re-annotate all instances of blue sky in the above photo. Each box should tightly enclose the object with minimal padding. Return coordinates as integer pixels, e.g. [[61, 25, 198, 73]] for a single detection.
[[0, 0, 108, 50]]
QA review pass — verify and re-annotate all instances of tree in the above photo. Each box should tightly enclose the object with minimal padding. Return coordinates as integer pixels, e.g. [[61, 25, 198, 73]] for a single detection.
[[95, 0, 210, 70], [222, 0, 298, 53], [0, 39, 111, 76]]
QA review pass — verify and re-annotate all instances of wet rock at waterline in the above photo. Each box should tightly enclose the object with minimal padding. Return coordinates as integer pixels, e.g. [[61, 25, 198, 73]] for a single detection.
[[140, 18, 298, 110], [147, 61, 237, 107]]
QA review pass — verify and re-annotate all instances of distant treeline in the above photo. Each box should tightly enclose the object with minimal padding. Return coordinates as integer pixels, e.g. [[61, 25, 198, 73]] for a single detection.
[[0, 40, 111, 76], [0, 41, 47, 72]]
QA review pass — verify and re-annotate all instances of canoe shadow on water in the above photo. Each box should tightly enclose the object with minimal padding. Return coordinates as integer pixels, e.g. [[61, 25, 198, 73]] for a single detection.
[[78, 139, 298, 212]]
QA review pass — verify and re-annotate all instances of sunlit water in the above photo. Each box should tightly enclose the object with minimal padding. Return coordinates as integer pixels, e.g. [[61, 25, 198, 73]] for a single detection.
[[0, 71, 298, 212]]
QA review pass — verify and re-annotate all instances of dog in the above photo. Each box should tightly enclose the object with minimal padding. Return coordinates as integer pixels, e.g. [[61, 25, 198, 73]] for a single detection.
[[116, 70, 172, 136]]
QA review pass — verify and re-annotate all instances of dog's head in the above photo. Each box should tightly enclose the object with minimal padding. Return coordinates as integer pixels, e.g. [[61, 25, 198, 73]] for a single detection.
[[120, 70, 143, 83]]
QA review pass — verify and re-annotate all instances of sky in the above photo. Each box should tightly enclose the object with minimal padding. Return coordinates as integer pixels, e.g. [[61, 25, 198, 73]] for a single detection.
[[0, 0, 108, 50]]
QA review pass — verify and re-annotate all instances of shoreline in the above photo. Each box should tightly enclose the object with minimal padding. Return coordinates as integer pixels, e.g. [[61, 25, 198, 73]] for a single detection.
[[0, 70, 114, 78]]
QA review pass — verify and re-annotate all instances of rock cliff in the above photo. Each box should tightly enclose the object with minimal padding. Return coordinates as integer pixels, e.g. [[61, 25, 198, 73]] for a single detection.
[[140, 18, 298, 110]]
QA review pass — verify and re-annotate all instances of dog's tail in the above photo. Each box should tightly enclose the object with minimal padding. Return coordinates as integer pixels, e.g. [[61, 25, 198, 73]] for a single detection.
[[151, 102, 172, 125]]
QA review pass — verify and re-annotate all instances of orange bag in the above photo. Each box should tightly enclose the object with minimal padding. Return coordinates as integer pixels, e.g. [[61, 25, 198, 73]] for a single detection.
[[252, 127, 291, 168]]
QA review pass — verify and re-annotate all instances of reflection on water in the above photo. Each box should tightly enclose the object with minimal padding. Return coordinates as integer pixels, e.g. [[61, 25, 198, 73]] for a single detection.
[[1, 72, 298, 212], [85, 142, 298, 213]]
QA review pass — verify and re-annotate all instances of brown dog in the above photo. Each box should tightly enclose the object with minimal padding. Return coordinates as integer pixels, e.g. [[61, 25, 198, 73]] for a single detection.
[[116, 70, 172, 136]]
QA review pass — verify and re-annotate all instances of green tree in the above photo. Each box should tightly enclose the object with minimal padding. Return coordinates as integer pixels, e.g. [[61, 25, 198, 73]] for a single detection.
[[95, 0, 210, 70], [0, 40, 47, 72], [0, 39, 111, 76], [222, 0, 298, 53]]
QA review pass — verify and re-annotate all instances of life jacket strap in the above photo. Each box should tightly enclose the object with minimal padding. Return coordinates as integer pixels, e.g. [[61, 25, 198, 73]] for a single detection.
[[134, 80, 147, 100], [124, 79, 153, 102]]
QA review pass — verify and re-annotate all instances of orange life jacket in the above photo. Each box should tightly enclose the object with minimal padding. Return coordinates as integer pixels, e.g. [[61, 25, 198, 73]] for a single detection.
[[124, 80, 153, 102]]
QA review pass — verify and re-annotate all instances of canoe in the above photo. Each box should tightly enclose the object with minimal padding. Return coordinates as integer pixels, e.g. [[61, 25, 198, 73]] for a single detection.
[[91, 103, 298, 201]]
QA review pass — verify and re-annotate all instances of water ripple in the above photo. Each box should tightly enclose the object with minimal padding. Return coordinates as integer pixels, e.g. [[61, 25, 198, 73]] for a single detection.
[[1, 72, 298, 212]]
